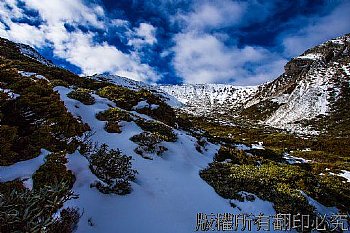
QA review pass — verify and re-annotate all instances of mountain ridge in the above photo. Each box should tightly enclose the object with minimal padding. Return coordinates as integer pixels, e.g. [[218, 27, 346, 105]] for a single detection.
[[4, 33, 349, 135]]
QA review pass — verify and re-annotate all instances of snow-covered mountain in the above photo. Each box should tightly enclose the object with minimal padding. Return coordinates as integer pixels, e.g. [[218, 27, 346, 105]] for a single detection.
[[243, 34, 350, 133], [159, 84, 257, 115], [157, 34, 350, 134]]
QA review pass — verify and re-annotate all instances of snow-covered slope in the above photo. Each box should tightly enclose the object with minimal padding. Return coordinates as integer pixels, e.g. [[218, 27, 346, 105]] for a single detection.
[[159, 84, 257, 115], [89, 74, 184, 107], [89, 74, 149, 90], [53, 86, 278, 233], [17, 43, 55, 66]]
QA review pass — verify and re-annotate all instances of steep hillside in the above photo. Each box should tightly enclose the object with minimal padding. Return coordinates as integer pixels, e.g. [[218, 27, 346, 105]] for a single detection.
[[243, 34, 350, 134]]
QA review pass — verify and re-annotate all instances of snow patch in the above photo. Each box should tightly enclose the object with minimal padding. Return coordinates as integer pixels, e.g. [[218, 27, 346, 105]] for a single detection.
[[0, 87, 20, 99], [283, 153, 311, 164], [235, 144, 251, 151], [19, 71, 50, 82], [132, 100, 158, 110], [343, 65, 350, 76], [251, 142, 264, 150], [297, 53, 323, 60], [0, 149, 50, 184], [301, 191, 339, 216], [330, 170, 350, 182], [132, 100, 149, 110]]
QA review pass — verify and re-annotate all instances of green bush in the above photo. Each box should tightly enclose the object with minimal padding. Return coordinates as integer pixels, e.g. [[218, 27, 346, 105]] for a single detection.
[[311, 174, 350, 212], [195, 137, 207, 153], [104, 121, 121, 133], [48, 207, 80, 233], [96, 108, 133, 122], [67, 88, 95, 105], [200, 162, 315, 216], [50, 79, 69, 87], [130, 132, 168, 159], [246, 148, 283, 163], [32, 152, 75, 191], [97, 85, 140, 110], [89, 144, 137, 195], [214, 146, 257, 165], [135, 119, 177, 142], [0, 72, 89, 165], [0, 125, 18, 165], [96, 108, 133, 133]]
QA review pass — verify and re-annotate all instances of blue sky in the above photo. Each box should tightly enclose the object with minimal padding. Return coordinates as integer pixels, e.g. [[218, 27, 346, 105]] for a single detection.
[[1, 0, 350, 85]]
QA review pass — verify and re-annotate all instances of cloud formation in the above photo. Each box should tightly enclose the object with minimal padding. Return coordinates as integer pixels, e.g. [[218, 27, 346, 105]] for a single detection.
[[172, 31, 287, 85], [170, 0, 287, 85], [127, 23, 157, 49], [0, 0, 159, 82]]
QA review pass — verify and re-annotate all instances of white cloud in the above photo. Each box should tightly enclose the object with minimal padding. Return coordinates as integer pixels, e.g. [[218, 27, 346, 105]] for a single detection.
[[169, 0, 286, 85], [172, 32, 286, 85], [24, 0, 105, 28], [54, 31, 158, 81], [176, 0, 245, 31], [127, 22, 157, 48], [1, 23, 46, 47], [282, 1, 350, 57], [0, 0, 24, 19], [0, 0, 160, 82], [0, 1, 46, 46]]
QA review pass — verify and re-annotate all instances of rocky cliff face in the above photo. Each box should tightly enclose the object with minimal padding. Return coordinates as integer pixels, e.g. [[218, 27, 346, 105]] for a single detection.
[[245, 34, 350, 133]]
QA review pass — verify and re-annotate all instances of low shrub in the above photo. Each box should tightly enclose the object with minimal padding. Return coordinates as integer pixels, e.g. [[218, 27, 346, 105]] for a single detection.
[[67, 88, 95, 105], [0, 181, 76, 233], [32, 152, 75, 191], [246, 148, 284, 163], [96, 108, 133, 133], [130, 132, 168, 159], [0, 73, 89, 165], [97, 85, 139, 110], [49, 207, 80, 233], [135, 119, 177, 142], [97, 86, 177, 126], [195, 137, 207, 153], [105, 121, 121, 133], [89, 144, 137, 195], [96, 108, 133, 122], [214, 146, 257, 165], [0, 125, 18, 165], [50, 79, 69, 87], [200, 162, 315, 216]]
